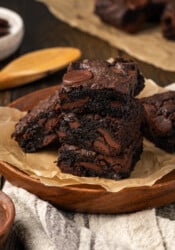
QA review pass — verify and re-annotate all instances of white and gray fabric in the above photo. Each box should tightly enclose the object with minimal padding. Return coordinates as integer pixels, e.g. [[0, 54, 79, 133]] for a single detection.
[[2, 181, 175, 250]]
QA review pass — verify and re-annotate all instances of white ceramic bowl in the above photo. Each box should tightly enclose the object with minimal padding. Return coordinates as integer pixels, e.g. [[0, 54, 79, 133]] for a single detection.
[[0, 7, 24, 61]]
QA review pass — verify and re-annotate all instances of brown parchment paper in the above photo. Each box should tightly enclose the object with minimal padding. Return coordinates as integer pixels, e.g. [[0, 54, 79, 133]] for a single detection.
[[37, 0, 175, 71], [1, 79, 175, 192]]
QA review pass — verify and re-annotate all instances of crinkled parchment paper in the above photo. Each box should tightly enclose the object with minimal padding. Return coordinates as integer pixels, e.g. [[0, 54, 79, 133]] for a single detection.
[[37, 0, 175, 71], [1, 80, 175, 192]]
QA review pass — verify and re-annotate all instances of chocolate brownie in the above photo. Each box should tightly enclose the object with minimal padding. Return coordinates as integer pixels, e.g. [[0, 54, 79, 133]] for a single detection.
[[95, 0, 149, 33], [95, 0, 175, 40], [57, 136, 143, 180], [161, 1, 175, 40], [58, 105, 143, 157], [141, 91, 175, 152], [13, 56, 144, 180], [12, 90, 61, 152]]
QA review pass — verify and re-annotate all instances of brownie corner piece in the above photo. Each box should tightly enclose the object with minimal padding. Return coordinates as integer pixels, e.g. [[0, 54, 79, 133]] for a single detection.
[[111, 57, 145, 96]]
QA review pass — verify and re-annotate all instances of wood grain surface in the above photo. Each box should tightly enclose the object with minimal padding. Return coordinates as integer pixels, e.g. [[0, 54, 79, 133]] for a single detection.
[[1, 160, 175, 214]]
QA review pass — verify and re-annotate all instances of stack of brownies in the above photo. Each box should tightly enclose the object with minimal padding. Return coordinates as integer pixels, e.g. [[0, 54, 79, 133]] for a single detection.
[[13, 58, 145, 180]]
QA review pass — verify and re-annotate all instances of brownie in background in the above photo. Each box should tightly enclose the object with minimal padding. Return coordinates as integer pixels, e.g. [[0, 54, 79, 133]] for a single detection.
[[95, 0, 175, 40], [95, 0, 149, 33], [161, 1, 175, 40]]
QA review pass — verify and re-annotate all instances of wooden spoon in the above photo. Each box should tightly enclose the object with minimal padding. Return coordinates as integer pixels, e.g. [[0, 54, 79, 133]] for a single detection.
[[0, 47, 81, 90]]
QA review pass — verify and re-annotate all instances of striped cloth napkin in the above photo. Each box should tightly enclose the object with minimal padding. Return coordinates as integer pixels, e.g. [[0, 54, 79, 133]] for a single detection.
[[2, 181, 175, 250]]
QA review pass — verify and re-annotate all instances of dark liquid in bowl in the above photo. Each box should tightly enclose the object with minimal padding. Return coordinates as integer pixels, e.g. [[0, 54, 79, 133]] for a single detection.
[[0, 18, 10, 37]]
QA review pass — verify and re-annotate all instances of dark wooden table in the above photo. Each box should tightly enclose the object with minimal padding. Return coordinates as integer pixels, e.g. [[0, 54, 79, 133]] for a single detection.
[[0, 0, 175, 107]]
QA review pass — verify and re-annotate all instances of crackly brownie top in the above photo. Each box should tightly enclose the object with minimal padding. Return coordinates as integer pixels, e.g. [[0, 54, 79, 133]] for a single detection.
[[62, 58, 144, 96], [141, 91, 175, 135]]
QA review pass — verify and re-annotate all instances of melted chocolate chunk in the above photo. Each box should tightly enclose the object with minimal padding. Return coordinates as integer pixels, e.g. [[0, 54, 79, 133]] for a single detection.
[[63, 69, 93, 85]]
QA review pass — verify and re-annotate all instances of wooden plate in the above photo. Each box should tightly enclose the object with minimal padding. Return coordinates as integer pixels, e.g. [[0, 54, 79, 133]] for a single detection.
[[0, 191, 15, 247], [1, 85, 175, 214]]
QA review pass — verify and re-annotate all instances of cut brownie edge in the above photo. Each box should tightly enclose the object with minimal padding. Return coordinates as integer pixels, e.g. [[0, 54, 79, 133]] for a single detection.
[[57, 138, 143, 180], [58, 111, 143, 157], [12, 90, 61, 152]]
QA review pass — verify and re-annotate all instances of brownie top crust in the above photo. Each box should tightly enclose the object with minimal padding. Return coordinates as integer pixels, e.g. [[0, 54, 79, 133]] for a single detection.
[[62, 58, 144, 96]]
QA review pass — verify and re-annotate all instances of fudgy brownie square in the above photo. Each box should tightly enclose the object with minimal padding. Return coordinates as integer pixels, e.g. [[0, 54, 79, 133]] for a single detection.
[[141, 91, 175, 152]]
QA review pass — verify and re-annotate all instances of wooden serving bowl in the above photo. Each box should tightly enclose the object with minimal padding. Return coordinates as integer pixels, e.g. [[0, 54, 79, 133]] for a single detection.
[[0, 85, 175, 214], [0, 191, 15, 247]]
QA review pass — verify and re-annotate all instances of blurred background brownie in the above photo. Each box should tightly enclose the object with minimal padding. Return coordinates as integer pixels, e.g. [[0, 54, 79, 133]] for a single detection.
[[95, 0, 175, 40], [95, 0, 149, 33], [141, 91, 175, 152], [161, 1, 175, 40]]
